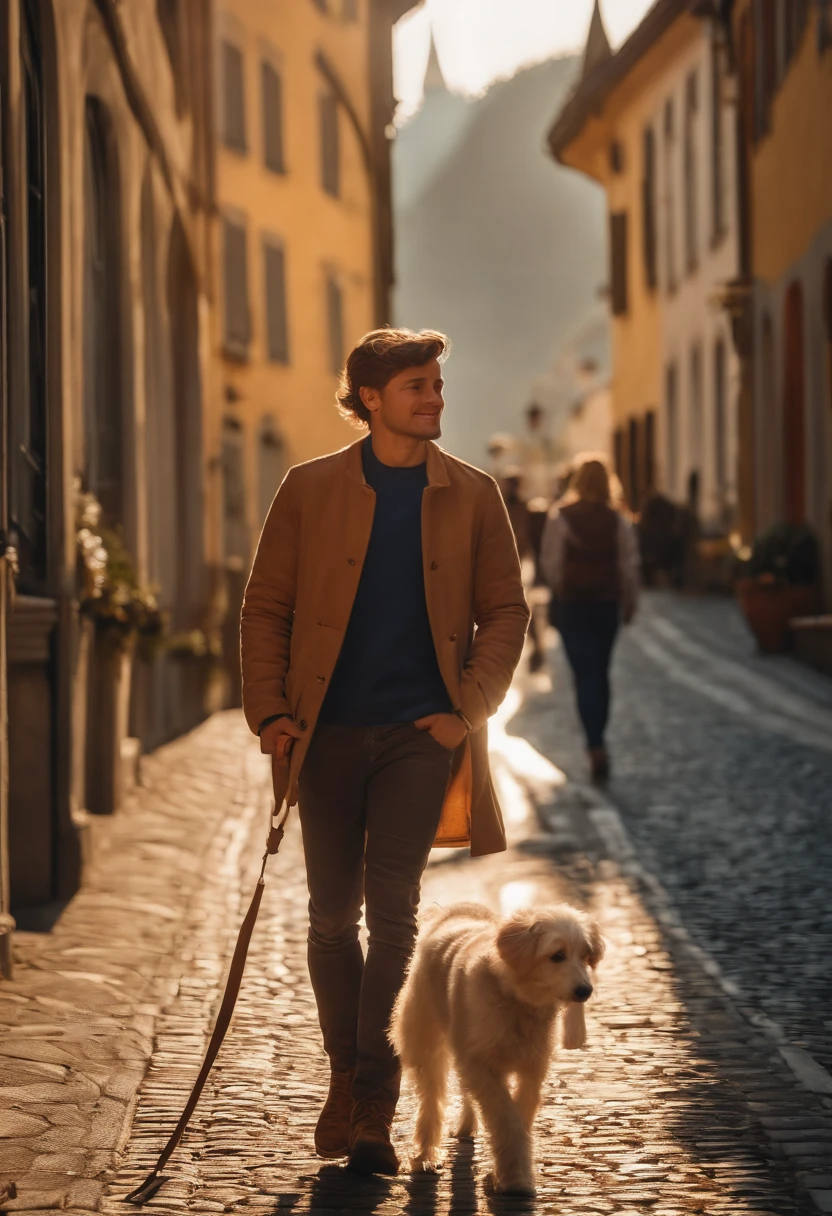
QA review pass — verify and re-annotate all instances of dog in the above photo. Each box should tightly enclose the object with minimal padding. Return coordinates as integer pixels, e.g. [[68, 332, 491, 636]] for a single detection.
[[390, 901, 604, 1196]]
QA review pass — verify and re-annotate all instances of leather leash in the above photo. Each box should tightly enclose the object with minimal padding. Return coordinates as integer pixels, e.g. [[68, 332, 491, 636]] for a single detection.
[[124, 757, 292, 1205]]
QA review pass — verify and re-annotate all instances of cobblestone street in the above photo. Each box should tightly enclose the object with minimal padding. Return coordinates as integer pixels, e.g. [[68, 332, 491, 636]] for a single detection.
[[3, 593, 832, 1214]]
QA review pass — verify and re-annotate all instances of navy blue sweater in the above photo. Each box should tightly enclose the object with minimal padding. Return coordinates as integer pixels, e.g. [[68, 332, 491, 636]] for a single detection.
[[318, 437, 452, 727]]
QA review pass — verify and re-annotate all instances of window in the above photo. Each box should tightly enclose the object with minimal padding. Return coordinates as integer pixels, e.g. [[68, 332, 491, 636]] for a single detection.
[[644, 409, 656, 495], [258, 419, 286, 525], [609, 211, 628, 316], [714, 337, 727, 507], [642, 125, 658, 290], [157, 0, 189, 116], [710, 30, 726, 243], [628, 417, 640, 512], [665, 361, 679, 496], [613, 427, 624, 487], [326, 273, 344, 373], [320, 91, 340, 197], [222, 40, 246, 152], [683, 72, 698, 274], [261, 59, 285, 174], [263, 238, 289, 363], [783, 0, 809, 67], [83, 98, 123, 525], [688, 343, 703, 507], [221, 417, 248, 565], [222, 215, 250, 357], [663, 99, 677, 294], [11, 0, 49, 585]]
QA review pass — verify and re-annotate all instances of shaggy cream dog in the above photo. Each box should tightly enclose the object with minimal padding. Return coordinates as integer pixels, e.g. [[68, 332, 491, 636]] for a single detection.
[[390, 901, 604, 1196]]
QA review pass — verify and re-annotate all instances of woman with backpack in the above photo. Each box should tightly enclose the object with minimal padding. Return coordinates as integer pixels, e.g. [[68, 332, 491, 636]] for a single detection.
[[540, 457, 639, 783]]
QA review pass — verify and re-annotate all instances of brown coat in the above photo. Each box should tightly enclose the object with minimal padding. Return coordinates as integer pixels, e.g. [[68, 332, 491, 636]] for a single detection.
[[240, 438, 530, 857]]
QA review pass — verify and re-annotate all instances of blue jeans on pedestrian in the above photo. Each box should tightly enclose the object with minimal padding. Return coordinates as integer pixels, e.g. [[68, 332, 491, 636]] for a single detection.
[[553, 600, 620, 749]]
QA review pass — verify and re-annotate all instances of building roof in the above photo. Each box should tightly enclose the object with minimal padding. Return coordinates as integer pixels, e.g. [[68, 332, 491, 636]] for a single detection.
[[581, 0, 612, 79], [547, 0, 691, 161], [423, 29, 447, 92], [392, 0, 422, 21]]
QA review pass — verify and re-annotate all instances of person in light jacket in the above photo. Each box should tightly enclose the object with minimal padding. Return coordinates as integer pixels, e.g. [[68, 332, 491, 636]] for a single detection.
[[241, 328, 528, 1176], [540, 457, 639, 782]]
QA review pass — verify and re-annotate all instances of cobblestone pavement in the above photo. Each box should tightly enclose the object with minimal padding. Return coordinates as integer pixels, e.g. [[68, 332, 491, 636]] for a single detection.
[[2, 646, 832, 1215], [515, 590, 832, 1080]]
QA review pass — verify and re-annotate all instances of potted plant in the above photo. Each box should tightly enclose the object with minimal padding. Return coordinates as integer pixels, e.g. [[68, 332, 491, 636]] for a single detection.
[[76, 487, 166, 813], [735, 523, 820, 653]]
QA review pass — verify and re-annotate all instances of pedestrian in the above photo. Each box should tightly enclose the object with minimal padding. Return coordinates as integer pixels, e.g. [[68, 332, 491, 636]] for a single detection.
[[539, 457, 639, 783], [517, 402, 559, 500], [240, 328, 529, 1177]]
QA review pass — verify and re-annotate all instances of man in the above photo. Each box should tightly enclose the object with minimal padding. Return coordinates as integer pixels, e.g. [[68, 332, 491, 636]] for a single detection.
[[518, 402, 558, 501], [241, 328, 529, 1176]]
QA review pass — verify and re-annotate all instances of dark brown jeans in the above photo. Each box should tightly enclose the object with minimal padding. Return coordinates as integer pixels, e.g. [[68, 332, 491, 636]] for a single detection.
[[297, 722, 454, 1104]]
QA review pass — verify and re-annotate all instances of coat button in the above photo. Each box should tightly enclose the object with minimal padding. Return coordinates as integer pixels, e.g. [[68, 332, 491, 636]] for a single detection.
[[299, 719, 308, 730], [347, 558, 356, 566], [316, 675, 325, 683], [430, 560, 439, 570], [449, 633, 457, 641]]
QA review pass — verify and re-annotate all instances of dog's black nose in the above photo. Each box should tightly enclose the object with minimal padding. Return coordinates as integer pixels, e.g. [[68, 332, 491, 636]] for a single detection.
[[573, 984, 593, 1002]]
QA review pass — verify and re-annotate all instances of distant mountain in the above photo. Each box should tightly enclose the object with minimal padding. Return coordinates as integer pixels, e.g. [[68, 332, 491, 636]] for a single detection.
[[392, 54, 607, 466]]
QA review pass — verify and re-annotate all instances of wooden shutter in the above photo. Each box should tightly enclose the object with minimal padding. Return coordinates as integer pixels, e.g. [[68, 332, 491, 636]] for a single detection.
[[320, 92, 340, 197], [222, 41, 246, 151], [642, 126, 657, 290], [609, 211, 628, 316], [326, 274, 344, 373], [264, 241, 289, 363], [262, 61, 285, 173], [223, 216, 250, 356]]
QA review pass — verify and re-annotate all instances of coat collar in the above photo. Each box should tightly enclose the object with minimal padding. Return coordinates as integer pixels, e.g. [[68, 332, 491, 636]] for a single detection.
[[343, 436, 451, 488]]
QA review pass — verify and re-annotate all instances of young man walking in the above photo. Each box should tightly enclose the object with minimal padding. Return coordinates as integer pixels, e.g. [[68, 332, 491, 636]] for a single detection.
[[241, 328, 529, 1175]]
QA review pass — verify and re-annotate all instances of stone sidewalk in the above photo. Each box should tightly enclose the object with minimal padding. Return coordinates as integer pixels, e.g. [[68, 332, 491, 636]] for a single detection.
[[2, 684, 832, 1214]]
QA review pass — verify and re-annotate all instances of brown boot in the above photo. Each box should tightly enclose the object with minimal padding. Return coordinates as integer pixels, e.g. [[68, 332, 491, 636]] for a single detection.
[[347, 1095, 400, 1176], [314, 1069, 354, 1159], [588, 746, 610, 784]]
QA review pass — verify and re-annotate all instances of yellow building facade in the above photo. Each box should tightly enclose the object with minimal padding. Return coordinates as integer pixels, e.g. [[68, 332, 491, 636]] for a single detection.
[[212, 0, 413, 697], [728, 0, 832, 588], [549, 1, 740, 531]]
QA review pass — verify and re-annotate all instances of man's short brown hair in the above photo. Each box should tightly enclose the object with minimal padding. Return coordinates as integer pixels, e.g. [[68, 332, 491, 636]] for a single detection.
[[336, 327, 450, 426]]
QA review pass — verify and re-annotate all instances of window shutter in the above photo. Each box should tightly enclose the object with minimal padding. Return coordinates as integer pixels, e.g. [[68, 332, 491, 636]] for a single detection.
[[223, 216, 250, 356], [262, 60, 285, 173], [264, 241, 289, 363], [642, 126, 657, 290], [320, 92, 340, 197], [326, 274, 344, 373], [609, 211, 628, 316], [222, 40, 246, 151]]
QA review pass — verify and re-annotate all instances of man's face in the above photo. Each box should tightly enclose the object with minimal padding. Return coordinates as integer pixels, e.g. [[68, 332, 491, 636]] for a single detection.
[[366, 359, 445, 441]]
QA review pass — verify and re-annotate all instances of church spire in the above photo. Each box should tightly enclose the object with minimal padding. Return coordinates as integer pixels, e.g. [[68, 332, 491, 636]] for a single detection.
[[581, 0, 612, 80], [423, 28, 447, 94]]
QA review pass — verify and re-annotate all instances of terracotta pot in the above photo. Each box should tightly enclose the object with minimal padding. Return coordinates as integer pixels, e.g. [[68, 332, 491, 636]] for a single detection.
[[736, 578, 819, 653]]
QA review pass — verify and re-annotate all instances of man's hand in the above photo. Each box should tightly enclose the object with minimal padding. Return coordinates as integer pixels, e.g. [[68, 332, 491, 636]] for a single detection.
[[259, 717, 303, 759], [414, 712, 468, 751]]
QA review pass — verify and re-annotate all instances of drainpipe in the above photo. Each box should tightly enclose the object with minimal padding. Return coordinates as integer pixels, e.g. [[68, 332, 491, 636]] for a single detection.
[[0, 2, 13, 974]]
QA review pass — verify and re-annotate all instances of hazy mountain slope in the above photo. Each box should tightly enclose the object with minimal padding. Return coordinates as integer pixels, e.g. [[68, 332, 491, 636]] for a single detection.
[[393, 56, 606, 465]]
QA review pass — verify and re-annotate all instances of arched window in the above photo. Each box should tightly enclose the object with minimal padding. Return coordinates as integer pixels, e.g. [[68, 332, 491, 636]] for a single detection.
[[258, 418, 286, 525], [713, 336, 727, 512], [824, 259, 832, 414], [83, 97, 122, 524], [11, 0, 49, 587], [156, 0, 189, 116]]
